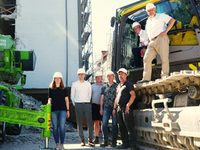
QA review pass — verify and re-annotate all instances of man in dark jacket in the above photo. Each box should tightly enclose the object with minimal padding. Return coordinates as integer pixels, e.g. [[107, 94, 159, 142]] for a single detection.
[[113, 68, 137, 150]]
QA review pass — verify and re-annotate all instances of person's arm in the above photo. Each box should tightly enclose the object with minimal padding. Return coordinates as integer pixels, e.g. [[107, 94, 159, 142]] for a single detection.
[[47, 98, 52, 105], [125, 90, 136, 114], [159, 18, 176, 37], [143, 40, 149, 46], [65, 96, 70, 118], [88, 83, 92, 102], [47, 88, 52, 105], [112, 97, 118, 117], [140, 30, 149, 46], [71, 83, 75, 106], [100, 94, 104, 116]]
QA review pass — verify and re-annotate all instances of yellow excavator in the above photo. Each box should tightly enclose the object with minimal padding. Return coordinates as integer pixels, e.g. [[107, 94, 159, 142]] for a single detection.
[[111, 0, 200, 149]]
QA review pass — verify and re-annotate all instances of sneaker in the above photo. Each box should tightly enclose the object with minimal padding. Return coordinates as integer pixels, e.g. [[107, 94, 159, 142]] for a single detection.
[[161, 74, 169, 79], [60, 145, 65, 150], [93, 136, 99, 144], [137, 80, 150, 84], [55, 144, 60, 150], [88, 141, 95, 147], [100, 140, 108, 147], [81, 140, 86, 146]]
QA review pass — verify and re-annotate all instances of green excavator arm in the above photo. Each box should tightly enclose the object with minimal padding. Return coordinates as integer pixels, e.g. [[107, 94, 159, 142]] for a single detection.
[[0, 104, 51, 139]]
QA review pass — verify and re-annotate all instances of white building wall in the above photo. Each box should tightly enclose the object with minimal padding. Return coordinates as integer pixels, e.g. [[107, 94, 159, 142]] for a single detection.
[[66, 0, 80, 86], [15, 0, 80, 88]]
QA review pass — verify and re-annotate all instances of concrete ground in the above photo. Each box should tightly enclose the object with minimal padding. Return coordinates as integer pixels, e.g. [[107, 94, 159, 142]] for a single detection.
[[0, 126, 163, 150]]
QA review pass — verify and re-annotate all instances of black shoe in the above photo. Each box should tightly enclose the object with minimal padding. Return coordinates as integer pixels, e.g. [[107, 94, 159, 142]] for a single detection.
[[117, 144, 129, 149], [100, 140, 108, 147], [137, 80, 150, 84], [93, 136, 99, 144], [88, 141, 95, 147], [111, 141, 116, 147]]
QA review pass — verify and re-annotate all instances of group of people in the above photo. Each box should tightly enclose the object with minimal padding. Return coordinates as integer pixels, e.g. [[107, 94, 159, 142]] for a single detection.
[[48, 67, 137, 150], [132, 3, 175, 83], [70, 67, 137, 150], [47, 2, 176, 150]]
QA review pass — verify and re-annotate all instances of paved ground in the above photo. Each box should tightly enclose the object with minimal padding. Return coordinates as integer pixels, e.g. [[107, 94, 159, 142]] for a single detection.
[[0, 126, 163, 150], [0, 127, 122, 150]]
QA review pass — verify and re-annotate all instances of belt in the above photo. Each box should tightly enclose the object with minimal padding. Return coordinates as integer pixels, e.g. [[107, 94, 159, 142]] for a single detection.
[[76, 102, 90, 104], [151, 35, 159, 41]]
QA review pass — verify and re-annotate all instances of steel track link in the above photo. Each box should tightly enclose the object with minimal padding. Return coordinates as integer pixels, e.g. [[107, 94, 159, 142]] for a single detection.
[[137, 140, 184, 150]]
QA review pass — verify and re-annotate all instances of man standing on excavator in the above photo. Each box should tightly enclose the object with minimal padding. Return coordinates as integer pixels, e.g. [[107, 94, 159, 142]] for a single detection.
[[138, 3, 176, 83]]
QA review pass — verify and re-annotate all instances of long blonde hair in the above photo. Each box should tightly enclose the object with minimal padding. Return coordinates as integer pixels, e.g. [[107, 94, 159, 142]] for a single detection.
[[49, 78, 66, 90]]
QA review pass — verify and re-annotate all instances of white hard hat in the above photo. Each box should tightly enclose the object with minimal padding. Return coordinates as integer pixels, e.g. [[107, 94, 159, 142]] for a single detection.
[[117, 68, 128, 75], [95, 72, 103, 77], [132, 22, 140, 29], [146, 3, 156, 11], [77, 68, 85, 75], [53, 72, 63, 78], [106, 71, 115, 76]]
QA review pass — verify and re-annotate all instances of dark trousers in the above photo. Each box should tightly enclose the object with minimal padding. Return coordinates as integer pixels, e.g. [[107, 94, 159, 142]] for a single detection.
[[117, 107, 136, 148], [75, 103, 94, 142], [132, 47, 143, 67]]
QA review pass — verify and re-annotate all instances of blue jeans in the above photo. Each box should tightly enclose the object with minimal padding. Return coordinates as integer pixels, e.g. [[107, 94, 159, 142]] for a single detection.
[[51, 110, 67, 144], [102, 106, 118, 141]]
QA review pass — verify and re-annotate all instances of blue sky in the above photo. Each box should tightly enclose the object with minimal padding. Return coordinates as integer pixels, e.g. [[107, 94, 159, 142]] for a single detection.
[[92, 0, 137, 61]]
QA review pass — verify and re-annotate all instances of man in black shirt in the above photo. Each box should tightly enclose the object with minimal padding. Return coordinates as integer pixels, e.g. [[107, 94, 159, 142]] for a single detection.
[[113, 68, 137, 150]]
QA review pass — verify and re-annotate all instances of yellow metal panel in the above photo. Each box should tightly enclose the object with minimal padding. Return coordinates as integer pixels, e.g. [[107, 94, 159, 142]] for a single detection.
[[48, 113, 51, 130], [182, 31, 198, 45], [169, 31, 198, 46], [120, 0, 160, 17]]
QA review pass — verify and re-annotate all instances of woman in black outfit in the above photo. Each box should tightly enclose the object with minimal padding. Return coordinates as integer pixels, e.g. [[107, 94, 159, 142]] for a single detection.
[[48, 72, 70, 150]]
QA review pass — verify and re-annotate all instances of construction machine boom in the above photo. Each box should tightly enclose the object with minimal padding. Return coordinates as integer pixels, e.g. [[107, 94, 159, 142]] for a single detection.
[[0, 34, 52, 149]]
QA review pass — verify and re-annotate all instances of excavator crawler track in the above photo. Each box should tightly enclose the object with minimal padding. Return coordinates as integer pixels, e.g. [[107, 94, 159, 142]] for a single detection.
[[134, 70, 200, 99]]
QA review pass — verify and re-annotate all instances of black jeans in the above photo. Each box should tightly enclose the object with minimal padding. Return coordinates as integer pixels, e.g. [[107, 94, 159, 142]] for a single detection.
[[117, 107, 136, 148]]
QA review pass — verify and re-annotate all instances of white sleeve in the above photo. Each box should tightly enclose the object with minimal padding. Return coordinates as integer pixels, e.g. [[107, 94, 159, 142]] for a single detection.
[[88, 82, 92, 102], [161, 13, 172, 24], [145, 20, 150, 39], [141, 30, 149, 46], [144, 41, 149, 46], [71, 83, 75, 106]]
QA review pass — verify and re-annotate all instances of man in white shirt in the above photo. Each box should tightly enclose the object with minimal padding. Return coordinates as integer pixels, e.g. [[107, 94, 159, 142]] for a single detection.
[[138, 3, 175, 83], [132, 22, 149, 68], [71, 68, 95, 147]]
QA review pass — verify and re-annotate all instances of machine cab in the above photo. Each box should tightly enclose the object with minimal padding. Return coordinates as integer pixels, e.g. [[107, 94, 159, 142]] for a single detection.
[[112, 0, 200, 77]]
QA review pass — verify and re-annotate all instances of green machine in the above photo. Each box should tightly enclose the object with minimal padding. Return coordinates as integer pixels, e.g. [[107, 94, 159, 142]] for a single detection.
[[0, 34, 52, 149], [0, 34, 36, 85]]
